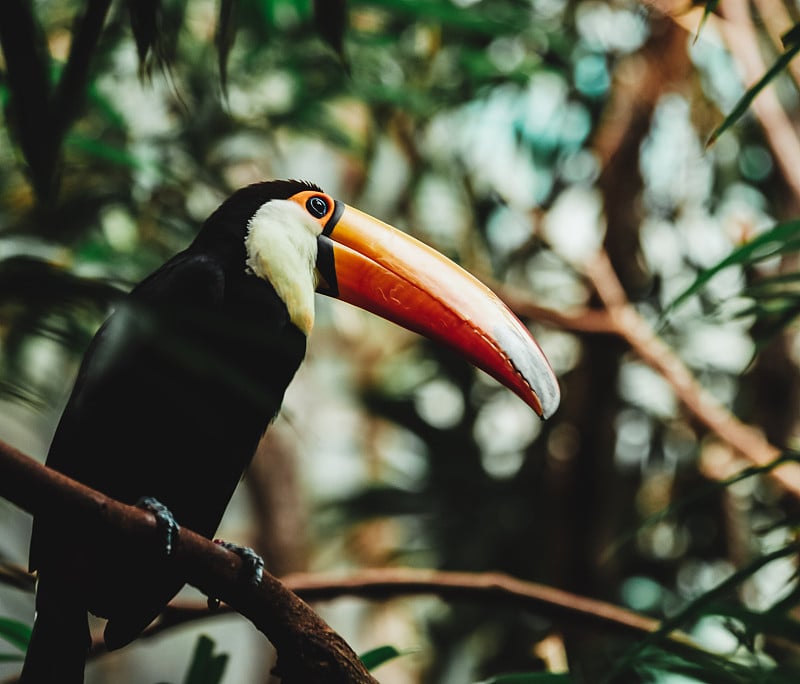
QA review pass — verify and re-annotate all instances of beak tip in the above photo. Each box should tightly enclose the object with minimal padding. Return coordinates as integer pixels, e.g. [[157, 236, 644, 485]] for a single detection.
[[536, 383, 560, 420], [494, 323, 560, 420]]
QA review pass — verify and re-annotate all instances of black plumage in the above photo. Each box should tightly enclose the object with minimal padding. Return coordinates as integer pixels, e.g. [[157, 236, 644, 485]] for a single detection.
[[21, 180, 317, 683]]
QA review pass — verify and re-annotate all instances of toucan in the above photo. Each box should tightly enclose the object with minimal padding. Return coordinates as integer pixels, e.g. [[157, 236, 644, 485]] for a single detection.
[[19, 179, 559, 683]]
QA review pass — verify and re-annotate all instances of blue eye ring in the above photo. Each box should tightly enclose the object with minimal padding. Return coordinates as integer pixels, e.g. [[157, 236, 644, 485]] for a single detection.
[[306, 196, 328, 219]]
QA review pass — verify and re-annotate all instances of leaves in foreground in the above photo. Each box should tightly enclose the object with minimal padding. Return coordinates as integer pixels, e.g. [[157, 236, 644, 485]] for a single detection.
[[359, 643, 414, 670], [480, 673, 572, 683], [0, 616, 31, 662], [604, 452, 800, 561], [610, 542, 800, 681], [662, 219, 800, 321], [178, 634, 229, 684], [629, 644, 799, 684], [694, 0, 720, 44], [707, 38, 800, 146]]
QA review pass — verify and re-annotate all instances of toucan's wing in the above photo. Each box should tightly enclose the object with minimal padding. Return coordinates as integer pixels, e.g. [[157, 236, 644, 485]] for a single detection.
[[31, 252, 228, 566]]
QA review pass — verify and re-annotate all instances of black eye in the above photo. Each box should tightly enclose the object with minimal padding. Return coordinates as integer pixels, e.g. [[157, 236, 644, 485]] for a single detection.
[[306, 196, 328, 218]]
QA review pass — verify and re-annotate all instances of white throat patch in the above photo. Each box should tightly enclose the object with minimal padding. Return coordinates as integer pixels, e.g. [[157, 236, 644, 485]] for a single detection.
[[244, 200, 321, 335]]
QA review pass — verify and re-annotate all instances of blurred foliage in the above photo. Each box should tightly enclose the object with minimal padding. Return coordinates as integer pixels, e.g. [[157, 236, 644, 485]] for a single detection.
[[155, 634, 229, 684], [179, 634, 229, 684], [360, 643, 414, 671], [4, 0, 800, 683], [0, 617, 29, 663]]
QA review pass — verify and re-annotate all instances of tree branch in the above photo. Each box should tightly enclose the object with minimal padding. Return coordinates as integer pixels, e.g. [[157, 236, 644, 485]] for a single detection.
[[487, 254, 800, 497], [85, 569, 715, 674], [583, 250, 800, 495], [718, 0, 800, 207], [0, 438, 378, 684]]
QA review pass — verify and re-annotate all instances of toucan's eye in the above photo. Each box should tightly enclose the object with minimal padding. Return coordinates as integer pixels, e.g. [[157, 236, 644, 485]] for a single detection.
[[306, 196, 328, 219]]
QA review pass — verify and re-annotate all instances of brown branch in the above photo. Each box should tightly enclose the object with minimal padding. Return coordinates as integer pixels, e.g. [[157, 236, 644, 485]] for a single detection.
[[0, 438, 378, 684], [167, 569, 677, 638], [2, 561, 705, 659], [584, 250, 800, 496], [488, 253, 800, 497], [639, 0, 800, 206], [488, 280, 618, 334], [77, 567, 714, 671], [718, 0, 800, 207]]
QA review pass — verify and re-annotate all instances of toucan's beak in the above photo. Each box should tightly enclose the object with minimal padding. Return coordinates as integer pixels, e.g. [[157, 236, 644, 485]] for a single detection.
[[311, 200, 560, 419]]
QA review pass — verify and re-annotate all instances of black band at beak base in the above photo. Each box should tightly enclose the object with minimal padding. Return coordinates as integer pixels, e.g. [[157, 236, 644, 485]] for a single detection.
[[315, 236, 338, 297], [315, 200, 344, 296], [323, 199, 345, 236]]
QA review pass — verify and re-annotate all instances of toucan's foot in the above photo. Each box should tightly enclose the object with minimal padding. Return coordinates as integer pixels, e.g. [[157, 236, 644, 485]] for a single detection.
[[136, 497, 180, 556], [213, 539, 264, 586]]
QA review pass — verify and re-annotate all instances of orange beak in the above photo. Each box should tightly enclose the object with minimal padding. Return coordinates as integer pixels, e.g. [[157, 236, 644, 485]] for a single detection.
[[291, 192, 560, 418]]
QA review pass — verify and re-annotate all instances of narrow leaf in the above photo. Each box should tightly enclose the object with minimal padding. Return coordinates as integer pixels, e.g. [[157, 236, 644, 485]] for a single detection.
[[216, 0, 238, 93], [662, 220, 800, 319], [0, 653, 24, 662], [182, 635, 229, 684], [782, 23, 800, 48], [0, 617, 32, 651], [614, 542, 800, 675], [359, 644, 411, 670], [694, 0, 720, 44], [483, 673, 572, 684], [605, 452, 800, 561], [708, 41, 800, 146]]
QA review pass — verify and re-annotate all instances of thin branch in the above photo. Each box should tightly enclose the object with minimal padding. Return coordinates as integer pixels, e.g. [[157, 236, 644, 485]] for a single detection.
[[717, 0, 800, 206], [640, 0, 800, 206], [488, 280, 618, 334], [750, 0, 800, 93], [76, 567, 717, 673], [167, 568, 682, 638], [487, 255, 800, 496], [584, 250, 800, 495], [0, 438, 378, 684]]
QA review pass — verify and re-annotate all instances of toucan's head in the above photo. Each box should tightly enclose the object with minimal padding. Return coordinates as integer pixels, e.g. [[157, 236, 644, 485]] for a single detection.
[[198, 179, 560, 419]]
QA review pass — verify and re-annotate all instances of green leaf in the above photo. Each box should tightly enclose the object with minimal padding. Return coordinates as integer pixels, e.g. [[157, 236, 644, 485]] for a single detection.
[[782, 22, 800, 48], [694, 0, 719, 44], [181, 635, 228, 684], [708, 602, 800, 642], [0, 653, 25, 662], [612, 542, 800, 677], [0, 617, 32, 652], [662, 220, 800, 319], [65, 133, 157, 172], [707, 40, 800, 146], [604, 452, 800, 561], [744, 270, 800, 295], [630, 644, 798, 684], [354, 0, 520, 35], [359, 644, 412, 670], [216, 0, 238, 93], [482, 673, 572, 684]]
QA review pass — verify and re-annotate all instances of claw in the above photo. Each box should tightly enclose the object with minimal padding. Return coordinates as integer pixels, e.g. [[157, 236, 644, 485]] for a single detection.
[[213, 539, 264, 586], [136, 497, 180, 556]]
